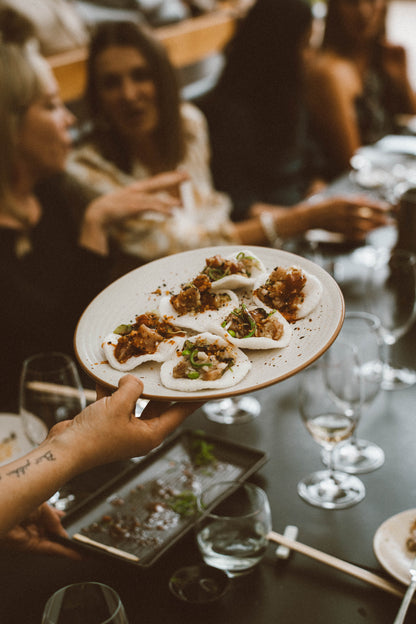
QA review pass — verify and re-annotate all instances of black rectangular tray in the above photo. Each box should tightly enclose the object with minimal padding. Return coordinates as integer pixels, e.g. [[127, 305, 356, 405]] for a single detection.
[[62, 429, 267, 567]]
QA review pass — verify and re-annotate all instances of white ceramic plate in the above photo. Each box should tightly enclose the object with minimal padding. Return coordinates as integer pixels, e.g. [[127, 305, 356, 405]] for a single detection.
[[74, 245, 344, 401], [373, 508, 416, 585], [0, 414, 35, 467]]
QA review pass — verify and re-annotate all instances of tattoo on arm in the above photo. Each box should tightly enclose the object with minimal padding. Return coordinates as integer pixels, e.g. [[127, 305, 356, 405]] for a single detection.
[[35, 451, 56, 464], [6, 459, 31, 478], [2, 450, 56, 480]]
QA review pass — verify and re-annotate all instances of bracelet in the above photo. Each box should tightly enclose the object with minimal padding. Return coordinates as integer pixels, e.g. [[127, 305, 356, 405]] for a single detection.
[[259, 211, 283, 248]]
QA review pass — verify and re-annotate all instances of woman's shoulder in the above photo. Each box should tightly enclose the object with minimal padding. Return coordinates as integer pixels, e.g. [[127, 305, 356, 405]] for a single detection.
[[308, 51, 361, 97]]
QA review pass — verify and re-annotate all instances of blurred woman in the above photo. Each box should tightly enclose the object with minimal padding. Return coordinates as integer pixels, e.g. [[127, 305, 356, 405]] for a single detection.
[[201, 0, 322, 217], [307, 0, 416, 176], [68, 18, 389, 265], [0, 8, 185, 410]]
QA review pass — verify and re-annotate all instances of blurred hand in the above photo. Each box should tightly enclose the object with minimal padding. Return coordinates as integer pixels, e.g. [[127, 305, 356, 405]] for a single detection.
[[80, 170, 189, 254], [0, 503, 81, 559], [306, 195, 392, 240]]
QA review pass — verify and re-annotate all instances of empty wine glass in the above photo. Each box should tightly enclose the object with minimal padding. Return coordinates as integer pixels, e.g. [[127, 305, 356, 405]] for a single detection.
[[203, 395, 261, 424], [367, 248, 416, 390], [324, 312, 385, 474], [341, 247, 416, 390], [42, 582, 129, 624], [297, 356, 366, 510], [19, 352, 86, 509]]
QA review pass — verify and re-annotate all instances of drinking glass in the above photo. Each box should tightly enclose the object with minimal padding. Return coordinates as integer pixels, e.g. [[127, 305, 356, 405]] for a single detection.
[[324, 312, 385, 474], [368, 248, 416, 390], [297, 358, 366, 509], [202, 395, 261, 424], [196, 481, 272, 576], [19, 352, 86, 509], [341, 247, 416, 390], [42, 582, 129, 624]]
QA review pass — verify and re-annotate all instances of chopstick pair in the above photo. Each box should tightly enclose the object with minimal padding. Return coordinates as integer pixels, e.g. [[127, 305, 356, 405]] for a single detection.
[[268, 530, 406, 599]]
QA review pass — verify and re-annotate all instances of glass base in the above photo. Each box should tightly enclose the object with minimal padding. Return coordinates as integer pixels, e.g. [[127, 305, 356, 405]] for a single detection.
[[381, 364, 416, 391], [297, 469, 366, 509], [321, 439, 385, 474], [332, 439, 385, 474], [203, 396, 261, 424]]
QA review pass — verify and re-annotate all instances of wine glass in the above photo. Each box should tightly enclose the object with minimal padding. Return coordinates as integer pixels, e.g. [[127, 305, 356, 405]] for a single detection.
[[368, 248, 416, 390], [324, 312, 385, 474], [42, 582, 129, 623], [19, 352, 86, 509], [342, 247, 416, 390], [297, 356, 366, 510], [202, 395, 261, 424]]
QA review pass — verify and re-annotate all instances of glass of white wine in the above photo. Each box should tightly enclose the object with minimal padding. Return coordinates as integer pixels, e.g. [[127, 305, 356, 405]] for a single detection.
[[297, 354, 366, 510]]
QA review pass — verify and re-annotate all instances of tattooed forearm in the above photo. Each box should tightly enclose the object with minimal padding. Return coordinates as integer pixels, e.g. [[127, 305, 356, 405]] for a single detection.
[[35, 451, 56, 464], [2, 449, 56, 480], [6, 459, 31, 478]]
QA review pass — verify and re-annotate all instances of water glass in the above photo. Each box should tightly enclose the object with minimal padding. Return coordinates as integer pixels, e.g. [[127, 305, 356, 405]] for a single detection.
[[42, 582, 129, 624], [196, 481, 272, 577]]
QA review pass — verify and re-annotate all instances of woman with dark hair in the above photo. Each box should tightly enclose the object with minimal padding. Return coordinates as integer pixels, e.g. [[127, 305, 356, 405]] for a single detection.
[[69, 16, 389, 265], [307, 0, 416, 176], [201, 0, 325, 219]]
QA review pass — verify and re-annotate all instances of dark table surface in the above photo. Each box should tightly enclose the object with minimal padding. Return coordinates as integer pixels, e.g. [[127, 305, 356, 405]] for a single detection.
[[2, 229, 416, 624]]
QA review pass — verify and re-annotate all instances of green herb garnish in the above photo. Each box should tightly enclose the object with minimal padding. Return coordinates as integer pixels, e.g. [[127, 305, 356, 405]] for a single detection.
[[168, 491, 198, 517], [114, 324, 132, 335]]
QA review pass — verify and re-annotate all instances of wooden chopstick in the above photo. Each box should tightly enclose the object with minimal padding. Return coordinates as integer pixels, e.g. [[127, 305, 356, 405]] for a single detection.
[[73, 533, 139, 562], [267, 530, 405, 599], [26, 381, 96, 402]]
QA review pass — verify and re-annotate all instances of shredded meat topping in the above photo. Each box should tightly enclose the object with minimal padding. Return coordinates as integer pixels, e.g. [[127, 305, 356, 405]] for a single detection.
[[253, 266, 306, 322], [173, 339, 235, 381], [112, 313, 184, 363], [202, 253, 256, 282], [170, 275, 230, 315], [222, 306, 284, 340]]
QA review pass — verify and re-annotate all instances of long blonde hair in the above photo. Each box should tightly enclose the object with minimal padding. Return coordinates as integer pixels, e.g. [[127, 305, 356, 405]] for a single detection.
[[0, 9, 45, 207]]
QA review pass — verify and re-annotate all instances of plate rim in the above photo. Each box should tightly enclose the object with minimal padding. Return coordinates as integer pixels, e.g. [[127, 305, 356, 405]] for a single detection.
[[74, 245, 345, 401], [373, 507, 416, 585]]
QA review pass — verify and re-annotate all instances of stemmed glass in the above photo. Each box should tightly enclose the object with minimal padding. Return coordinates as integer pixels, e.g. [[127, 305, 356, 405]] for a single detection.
[[202, 395, 261, 424], [367, 248, 416, 390], [324, 312, 385, 474], [42, 582, 129, 623], [343, 247, 416, 389], [297, 354, 366, 510], [19, 352, 86, 509]]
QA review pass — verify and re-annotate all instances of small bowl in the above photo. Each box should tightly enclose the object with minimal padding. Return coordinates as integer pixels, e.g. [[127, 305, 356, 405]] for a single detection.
[[169, 564, 230, 604]]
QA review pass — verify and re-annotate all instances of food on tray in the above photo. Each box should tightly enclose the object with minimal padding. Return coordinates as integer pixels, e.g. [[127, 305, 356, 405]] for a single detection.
[[159, 274, 239, 332], [253, 265, 323, 321], [201, 250, 265, 290], [215, 303, 292, 349], [102, 312, 186, 372], [406, 518, 416, 552], [160, 332, 251, 391]]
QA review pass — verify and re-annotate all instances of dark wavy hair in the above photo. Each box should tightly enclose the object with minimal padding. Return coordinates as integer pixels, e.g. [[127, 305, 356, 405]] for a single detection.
[[85, 20, 185, 172], [211, 0, 312, 145]]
